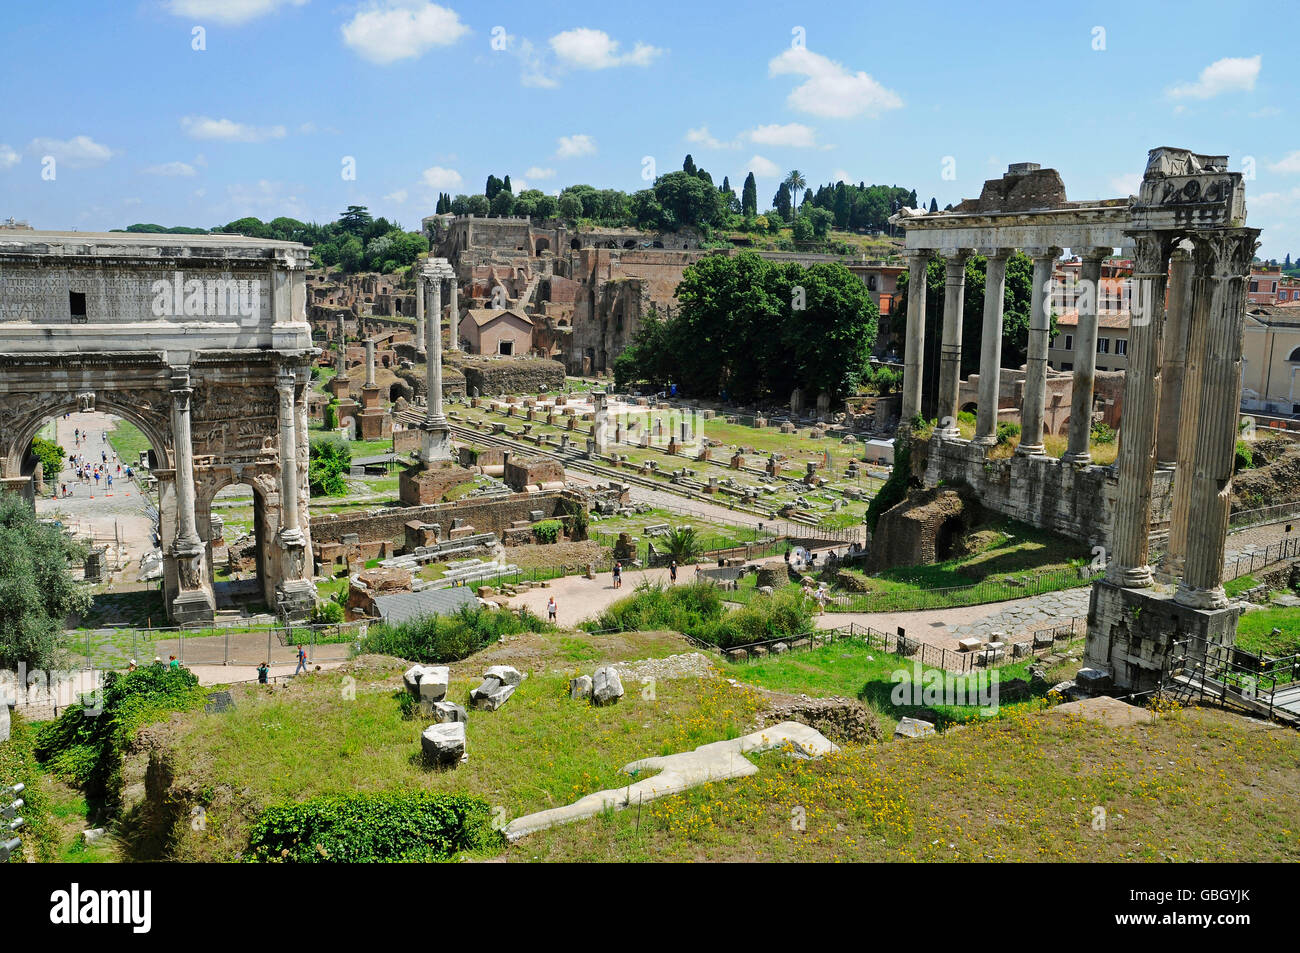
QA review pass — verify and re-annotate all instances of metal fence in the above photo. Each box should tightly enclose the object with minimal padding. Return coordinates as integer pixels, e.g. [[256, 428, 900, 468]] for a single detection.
[[1223, 537, 1300, 580], [1161, 633, 1300, 723], [1228, 501, 1300, 530]]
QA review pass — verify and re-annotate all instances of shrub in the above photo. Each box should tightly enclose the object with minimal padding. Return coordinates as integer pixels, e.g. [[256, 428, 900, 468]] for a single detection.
[[29, 436, 66, 484], [0, 713, 57, 862], [245, 791, 502, 863], [1234, 440, 1255, 473], [361, 605, 551, 663], [34, 664, 207, 814], [583, 581, 812, 648], [533, 519, 561, 544], [1090, 421, 1116, 444], [956, 410, 976, 427], [691, 589, 814, 649], [309, 436, 352, 496], [309, 600, 344, 625], [995, 421, 1021, 445], [663, 526, 703, 564]]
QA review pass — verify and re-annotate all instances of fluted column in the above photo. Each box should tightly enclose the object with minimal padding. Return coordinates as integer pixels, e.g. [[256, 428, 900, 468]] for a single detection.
[[1157, 244, 1195, 467], [170, 367, 201, 551], [1162, 246, 1205, 580], [1106, 233, 1171, 588], [426, 274, 444, 423], [936, 250, 969, 437], [415, 273, 427, 357], [335, 313, 347, 377], [276, 368, 303, 543], [900, 250, 929, 424], [974, 250, 1008, 445], [448, 275, 460, 351], [1064, 250, 1107, 463], [1176, 230, 1259, 608], [1018, 247, 1060, 455]]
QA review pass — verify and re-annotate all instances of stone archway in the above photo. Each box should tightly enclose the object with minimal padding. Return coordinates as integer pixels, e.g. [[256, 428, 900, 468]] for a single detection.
[[0, 230, 319, 623]]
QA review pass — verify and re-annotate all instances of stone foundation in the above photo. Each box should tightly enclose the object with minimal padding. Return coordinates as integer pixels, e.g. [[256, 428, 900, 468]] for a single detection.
[[1083, 580, 1243, 694], [399, 461, 476, 506]]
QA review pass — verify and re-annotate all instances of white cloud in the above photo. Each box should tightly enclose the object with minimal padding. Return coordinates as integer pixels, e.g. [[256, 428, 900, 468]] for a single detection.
[[1168, 55, 1261, 99], [555, 134, 596, 158], [525, 166, 556, 179], [744, 155, 779, 179], [385, 189, 409, 204], [165, 0, 308, 27], [1109, 173, 1142, 196], [549, 28, 663, 69], [1268, 151, 1300, 174], [0, 144, 19, 170], [768, 47, 902, 119], [1250, 106, 1282, 119], [143, 161, 197, 177], [341, 1, 470, 65], [512, 179, 528, 193], [832, 169, 852, 183], [224, 180, 309, 220], [27, 135, 115, 167], [421, 166, 463, 189], [748, 122, 817, 148], [686, 126, 737, 150], [181, 116, 286, 143], [517, 38, 558, 88]]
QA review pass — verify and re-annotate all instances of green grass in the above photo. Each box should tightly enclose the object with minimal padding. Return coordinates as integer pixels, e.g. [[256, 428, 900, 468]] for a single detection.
[[1236, 606, 1300, 657], [106, 418, 153, 468]]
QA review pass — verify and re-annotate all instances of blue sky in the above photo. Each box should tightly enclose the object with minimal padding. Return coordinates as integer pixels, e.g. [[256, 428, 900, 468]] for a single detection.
[[0, 0, 1295, 258]]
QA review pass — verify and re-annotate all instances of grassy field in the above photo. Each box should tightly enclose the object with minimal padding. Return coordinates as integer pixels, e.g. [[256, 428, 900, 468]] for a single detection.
[[107, 418, 153, 468], [515, 706, 1300, 862], [149, 631, 758, 861], [1236, 605, 1300, 656]]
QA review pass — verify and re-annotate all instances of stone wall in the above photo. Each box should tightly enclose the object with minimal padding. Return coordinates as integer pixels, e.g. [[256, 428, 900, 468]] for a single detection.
[[869, 487, 975, 571], [920, 436, 1173, 550], [456, 355, 565, 396]]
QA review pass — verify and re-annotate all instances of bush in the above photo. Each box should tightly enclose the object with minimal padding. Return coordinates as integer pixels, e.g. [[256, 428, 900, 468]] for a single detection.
[[533, 519, 561, 544], [34, 664, 207, 815], [309, 600, 344, 625], [583, 581, 812, 648], [663, 526, 703, 564], [1235, 440, 1255, 473], [361, 605, 551, 663], [995, 421, 1021, 445], [691, 589, 814, 649], [956, 410, 976, 427], [1090, 421, 1116, 444], [866, 439, 912, 532], [0, 713, 57, 862], [245, 791, 502, 863], [30, 436, 66, 483], [309, 436, 352, 496]]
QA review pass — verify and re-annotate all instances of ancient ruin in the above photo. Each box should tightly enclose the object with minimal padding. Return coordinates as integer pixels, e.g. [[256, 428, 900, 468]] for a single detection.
[[0, 230, 318, 622]]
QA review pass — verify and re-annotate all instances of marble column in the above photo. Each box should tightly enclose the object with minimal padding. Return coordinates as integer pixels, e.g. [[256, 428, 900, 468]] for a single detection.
[[335, 313, 347, 377], [365, 339, 376, 387], [420, 264, 451, 463], [936, 250, 969, 437], [448, 275, 460, 351], [276, 369, 303, 544], [1157, 244, 1195, 468], [900, 250, 929, 424], [1106, 233, 1171, 588], [1176, 230, 1259, 608], [415, 273, 427, 357], [973, 250, 1008, 445], [1063, 250, 1107, 463], [1161, 246, 1207, 581], [1018, 248, 1060, 455], [170, 368, 201, 552]]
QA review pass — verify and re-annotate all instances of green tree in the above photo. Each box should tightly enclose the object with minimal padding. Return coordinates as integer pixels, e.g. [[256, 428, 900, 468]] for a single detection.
[[308, 437, 352, 497], [557, 192, 583, 222], [653, 171, 723, 230], [683, 154, 697, 176], [0, 492, 91, 670], [338, 206, 373, 237], [489, 190, 515, 217], [773, 182, 792, 223], [742, 172, 758, 217], [29, 437, 65, 485], [783, 170, 807, 213]]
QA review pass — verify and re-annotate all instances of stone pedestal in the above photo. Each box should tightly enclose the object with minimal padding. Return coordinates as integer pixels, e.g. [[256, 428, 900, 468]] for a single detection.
[[1083, 580, 1242, 694], [358, 384, 392, 440], [399, 460, 475, 505]]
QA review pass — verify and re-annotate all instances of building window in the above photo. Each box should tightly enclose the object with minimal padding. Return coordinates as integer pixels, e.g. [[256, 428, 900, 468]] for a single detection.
[[1062, 362, 1074, 371], [1249, 281, 1259, 292], [1115, 339, 1128, 356], [1098, 337, 1110, 354], [1064, 334, 1073, 351], [69, 291, 87, 323], [498, 340, 513, 356]]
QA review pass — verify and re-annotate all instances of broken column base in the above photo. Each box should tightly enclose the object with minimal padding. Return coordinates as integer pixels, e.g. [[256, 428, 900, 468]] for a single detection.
[[1082, 579, 1243, 695], [399, 460, 476, 505], [171, 588, 216, 625]]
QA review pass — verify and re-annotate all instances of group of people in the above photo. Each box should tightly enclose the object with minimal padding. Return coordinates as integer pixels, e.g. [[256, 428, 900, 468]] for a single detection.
[[59, 445, 133, 498]]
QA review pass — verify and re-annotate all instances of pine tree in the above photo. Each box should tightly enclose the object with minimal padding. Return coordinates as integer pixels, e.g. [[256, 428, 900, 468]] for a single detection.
[[502, 175, 512, 194], [929, 197, 938, 213], [742, 172, 758, 217], [773, 183, 792, 222], [683, 154, 697, 176]]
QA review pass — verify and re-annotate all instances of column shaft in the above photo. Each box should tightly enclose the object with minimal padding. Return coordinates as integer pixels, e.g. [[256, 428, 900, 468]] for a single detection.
[[426, 277, 444, 422], [448, 276, 460, 351], [900, 252, 929, 423], [170, 372, 200, 548], [1106, 234, 1169, 588], [1176, 232, 1258, 607], [936, 252, 968, 436], [1064, 253, 1105, 462], [365, 339, 376, 387], [277, 369, 302, 540], [415, 275, 426, 355], [974, 252, 1007, 445], [1163, 252, 1207, 580], [1157, 248, 1195, 467], [1018, 249, 1059, 454]]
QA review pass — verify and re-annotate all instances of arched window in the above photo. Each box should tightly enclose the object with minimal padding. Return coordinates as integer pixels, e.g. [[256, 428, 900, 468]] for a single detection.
[[1289, 346, 1300, 363]]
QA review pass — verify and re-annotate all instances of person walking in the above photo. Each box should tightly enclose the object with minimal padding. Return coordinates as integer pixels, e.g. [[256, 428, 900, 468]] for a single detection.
[[669, 560, 678, 583], [106, 473, 113, 491], [168, 655, 180, 670], [257, 661, 270, 684], [612, 561, 622, 589], [294, 644, 308, 676], [547, 596, 557, 623]]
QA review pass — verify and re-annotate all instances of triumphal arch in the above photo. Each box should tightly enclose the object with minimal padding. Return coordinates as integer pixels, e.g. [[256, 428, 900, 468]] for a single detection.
[[0, 231, 318, 623]]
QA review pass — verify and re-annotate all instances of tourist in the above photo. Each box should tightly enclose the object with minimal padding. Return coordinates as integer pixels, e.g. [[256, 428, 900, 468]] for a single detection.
[[816, 584, 828, 616], [106, 473, 113, 490], [93, 470, 100, 488], [257, 661, 270, 684], [294, 645, 308, 676], [613, 561, 622, 589], [669, 560, 678, 583], [128, 659, 137, 672], [547, 597, 557, 622], [168, 655, 180, 670]]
